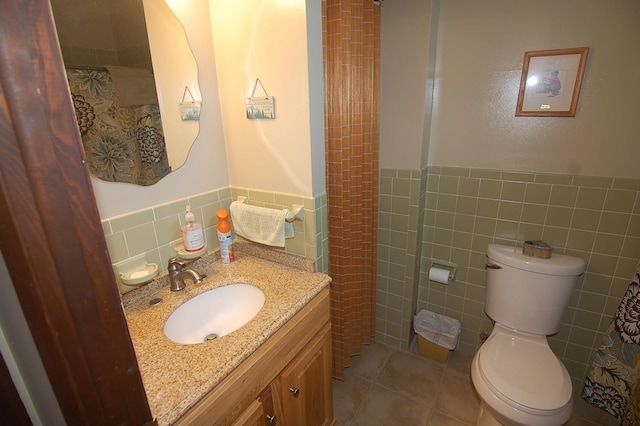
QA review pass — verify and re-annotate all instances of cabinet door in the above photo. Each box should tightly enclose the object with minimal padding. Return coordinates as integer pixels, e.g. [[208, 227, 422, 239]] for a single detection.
[[276, 324, 333, 426], [232, 386, 277, 426]]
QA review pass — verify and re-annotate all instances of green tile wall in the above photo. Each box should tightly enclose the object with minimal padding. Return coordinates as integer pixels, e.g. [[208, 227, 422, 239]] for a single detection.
[[102, 186, 328, 294], [376, 168, 427, 348], [230, 187, 328, 273], [378, 166, 640, 389]]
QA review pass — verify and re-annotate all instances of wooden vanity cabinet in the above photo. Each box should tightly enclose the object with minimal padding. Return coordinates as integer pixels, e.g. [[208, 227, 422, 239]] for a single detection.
[[176, 287, 333, 426], [231, 387, 276, 426], [272, 323, 333, 426]]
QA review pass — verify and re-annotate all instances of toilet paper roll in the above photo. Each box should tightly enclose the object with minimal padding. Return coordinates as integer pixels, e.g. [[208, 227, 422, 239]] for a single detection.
[[429, 267, 450, 284]]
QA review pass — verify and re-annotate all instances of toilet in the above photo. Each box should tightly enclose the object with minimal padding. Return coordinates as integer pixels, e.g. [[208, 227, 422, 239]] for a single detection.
[[471, 244, 585, 426]]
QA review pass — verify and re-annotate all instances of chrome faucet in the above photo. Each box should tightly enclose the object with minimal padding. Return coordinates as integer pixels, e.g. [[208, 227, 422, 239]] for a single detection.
[[167, 257, 206, 291]]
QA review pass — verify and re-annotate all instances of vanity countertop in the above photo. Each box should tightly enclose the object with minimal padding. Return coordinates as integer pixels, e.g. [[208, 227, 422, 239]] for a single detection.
[[122, 244, 331, 425]]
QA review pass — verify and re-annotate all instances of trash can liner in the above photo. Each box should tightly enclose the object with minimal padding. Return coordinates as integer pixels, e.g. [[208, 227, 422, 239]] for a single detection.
[[414, 310, 461, 350]]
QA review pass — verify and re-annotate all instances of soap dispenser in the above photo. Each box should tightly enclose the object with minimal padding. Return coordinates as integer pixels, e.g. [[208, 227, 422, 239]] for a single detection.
[[181, 205, 204, 252]]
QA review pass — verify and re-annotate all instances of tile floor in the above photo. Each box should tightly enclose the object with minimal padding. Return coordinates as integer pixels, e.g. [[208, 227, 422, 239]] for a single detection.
[[332, 340, 618, 426]]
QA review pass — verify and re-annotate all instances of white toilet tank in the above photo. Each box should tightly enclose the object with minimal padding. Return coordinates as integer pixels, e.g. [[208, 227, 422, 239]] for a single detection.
[[485, 244, 585, 335]]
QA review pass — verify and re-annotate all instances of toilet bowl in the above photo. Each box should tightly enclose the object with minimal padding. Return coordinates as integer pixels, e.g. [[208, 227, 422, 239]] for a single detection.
[[471, 244, 585, 426], [471, 324, 573, 426]]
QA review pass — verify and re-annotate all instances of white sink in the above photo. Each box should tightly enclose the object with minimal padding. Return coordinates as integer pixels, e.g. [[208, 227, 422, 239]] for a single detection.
[[164, 283, 265, 344]]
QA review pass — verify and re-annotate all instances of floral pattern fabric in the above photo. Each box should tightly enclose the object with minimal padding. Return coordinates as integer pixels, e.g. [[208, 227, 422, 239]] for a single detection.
[[66, 69, 170, 186], [582, 264, 640, 425]]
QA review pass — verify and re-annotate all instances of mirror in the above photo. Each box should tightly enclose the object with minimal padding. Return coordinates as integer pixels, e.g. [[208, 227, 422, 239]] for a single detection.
[[50, 0, 200, 186]]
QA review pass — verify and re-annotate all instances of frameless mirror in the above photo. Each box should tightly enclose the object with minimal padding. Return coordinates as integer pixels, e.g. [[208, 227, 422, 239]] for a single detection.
[[50, 0, 200, 186]]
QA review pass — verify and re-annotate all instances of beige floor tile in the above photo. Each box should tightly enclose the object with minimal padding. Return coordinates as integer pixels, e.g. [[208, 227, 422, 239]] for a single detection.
[[428, 411, 470, 426], [334, 340, 619, 426], [378, 350, 444, 406], [347, 340, 393, 380], [565, 418, 608, 426], [435, 369, 480, 425], [333, 374, 371, 425], [352, 383, 432, 426], [445, 351, 473, 378]]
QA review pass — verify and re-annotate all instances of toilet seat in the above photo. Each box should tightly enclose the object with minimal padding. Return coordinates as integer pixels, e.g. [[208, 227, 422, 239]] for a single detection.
[[477, 327, 572, 412]]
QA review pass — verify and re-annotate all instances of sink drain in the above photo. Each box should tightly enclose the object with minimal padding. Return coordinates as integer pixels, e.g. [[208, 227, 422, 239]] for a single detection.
[[204, 333, 219, 342]]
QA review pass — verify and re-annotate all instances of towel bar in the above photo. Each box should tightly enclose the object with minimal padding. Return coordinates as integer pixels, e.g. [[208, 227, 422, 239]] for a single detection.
[[236, 196, 304, 223]]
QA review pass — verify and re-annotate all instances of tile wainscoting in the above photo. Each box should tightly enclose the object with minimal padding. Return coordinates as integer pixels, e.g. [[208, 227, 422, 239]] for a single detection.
[[377, 166, 640, 388], [102, 187, 327, 294]]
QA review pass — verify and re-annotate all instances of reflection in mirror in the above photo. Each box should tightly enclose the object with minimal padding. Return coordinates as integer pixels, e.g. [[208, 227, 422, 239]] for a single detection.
[[50, 0, 200, 186]]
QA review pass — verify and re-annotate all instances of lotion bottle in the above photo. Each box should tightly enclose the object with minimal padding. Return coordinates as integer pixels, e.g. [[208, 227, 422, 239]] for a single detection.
[[216, 209, 235, 263], [181, 205, 204, 252]]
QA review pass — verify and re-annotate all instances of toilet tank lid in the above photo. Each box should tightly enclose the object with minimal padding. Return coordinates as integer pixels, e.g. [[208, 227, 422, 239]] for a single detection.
[[487, 244, 585, 276]]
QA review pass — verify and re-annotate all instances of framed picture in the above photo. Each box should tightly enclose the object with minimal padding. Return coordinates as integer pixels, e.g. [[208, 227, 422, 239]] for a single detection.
[[246, 96, 275, 120], [515, 47, 589, 117], [179, 101, 201, 121], [179, 87, 201, 121], [246, 78, 275, 120]]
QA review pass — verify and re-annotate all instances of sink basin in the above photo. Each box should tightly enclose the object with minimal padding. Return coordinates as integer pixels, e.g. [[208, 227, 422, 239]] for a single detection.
[[164, 284, 265, 344]]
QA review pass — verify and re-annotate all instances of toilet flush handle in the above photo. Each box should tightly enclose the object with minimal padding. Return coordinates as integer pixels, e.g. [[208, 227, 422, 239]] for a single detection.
[[485, 263, 502, 270]]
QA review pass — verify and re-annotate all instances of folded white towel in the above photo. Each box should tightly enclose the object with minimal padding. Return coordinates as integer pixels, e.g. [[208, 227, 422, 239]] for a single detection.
[[230, 201, 294, 247]]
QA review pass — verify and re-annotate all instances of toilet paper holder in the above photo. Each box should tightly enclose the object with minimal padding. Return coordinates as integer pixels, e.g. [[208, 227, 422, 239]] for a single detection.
[[431, 260, 457, 281]]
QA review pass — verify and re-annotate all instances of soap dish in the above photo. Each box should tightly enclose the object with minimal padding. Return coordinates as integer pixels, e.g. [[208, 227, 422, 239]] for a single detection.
[[177, 243, 207, 260], [120, 263, 159, 286]]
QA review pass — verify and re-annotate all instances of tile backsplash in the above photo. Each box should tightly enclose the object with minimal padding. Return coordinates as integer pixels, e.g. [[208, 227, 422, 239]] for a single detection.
[[102, 186, 327, 294], [377, 166, 640, 388]]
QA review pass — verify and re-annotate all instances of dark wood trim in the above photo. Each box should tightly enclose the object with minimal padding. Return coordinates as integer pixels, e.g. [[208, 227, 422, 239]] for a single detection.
[[0, 1, 152, 424], [0, 352, 31, 426]]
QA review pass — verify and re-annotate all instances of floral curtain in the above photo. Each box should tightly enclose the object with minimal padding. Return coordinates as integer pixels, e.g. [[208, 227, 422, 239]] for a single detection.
[[66, 69, 170, 186], [582, 262, 640, 425]]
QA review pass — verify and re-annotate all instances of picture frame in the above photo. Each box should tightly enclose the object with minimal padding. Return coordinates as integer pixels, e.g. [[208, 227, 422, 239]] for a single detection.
[[515, 47, 589, 117], [179, 101, 201, 121], [246, 78, 275, 120], [179, 86, 201, 121], [246, 96, 275, 120]]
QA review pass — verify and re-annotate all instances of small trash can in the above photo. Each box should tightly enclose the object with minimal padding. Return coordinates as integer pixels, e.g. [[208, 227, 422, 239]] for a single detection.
[[414, 310, 461, 362]]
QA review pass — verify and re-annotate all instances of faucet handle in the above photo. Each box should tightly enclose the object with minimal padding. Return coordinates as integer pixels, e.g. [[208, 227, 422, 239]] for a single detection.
[[168, 257, 185, 271]]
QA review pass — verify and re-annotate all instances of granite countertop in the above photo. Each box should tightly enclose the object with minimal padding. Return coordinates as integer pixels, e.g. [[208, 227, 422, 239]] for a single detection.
[[122, 243, 331, 425]]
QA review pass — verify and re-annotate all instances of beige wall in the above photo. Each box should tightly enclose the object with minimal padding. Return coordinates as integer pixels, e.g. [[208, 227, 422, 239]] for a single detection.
[[95, 0, 324, 219], [381, 0, 640, 179], [380, 0, 437, 170], [210, 0, 325, 198]]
